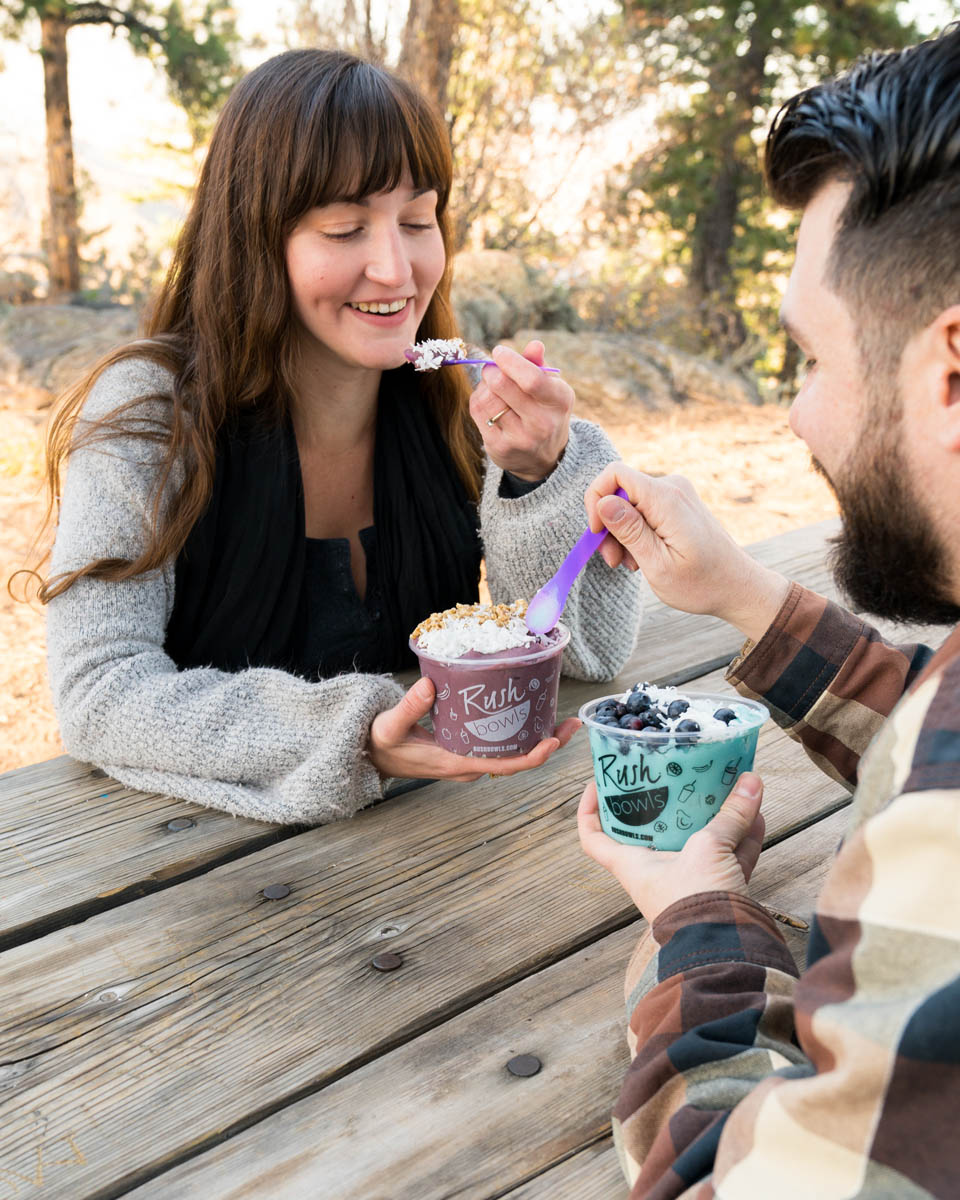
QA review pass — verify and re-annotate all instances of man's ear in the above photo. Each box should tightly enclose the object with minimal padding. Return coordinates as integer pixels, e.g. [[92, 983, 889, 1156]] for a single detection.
[[937, 305, 960, 452]]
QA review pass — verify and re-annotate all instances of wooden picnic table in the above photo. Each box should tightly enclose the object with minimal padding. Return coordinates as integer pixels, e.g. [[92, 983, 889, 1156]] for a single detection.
[[0, 518, 949, 1200]]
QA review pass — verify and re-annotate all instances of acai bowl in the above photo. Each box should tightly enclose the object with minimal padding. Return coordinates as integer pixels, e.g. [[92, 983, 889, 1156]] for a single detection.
[[579, 683, 769, 850]]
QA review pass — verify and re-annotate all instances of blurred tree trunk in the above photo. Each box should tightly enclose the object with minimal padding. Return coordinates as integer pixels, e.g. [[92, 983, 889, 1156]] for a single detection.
[[688, 38, 767, 353], [398, 0, 461, 114], [40, 13, 80, 298]]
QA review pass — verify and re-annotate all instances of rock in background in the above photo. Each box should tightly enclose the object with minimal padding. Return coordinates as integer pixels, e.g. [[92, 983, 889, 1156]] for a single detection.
[[0, 250, 758, 415], [451, 249, 579, 345], [504, 329, 760, 423], [0, 303, 138, 408]]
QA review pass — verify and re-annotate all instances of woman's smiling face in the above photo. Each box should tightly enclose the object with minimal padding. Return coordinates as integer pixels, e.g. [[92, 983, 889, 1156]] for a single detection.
[[284, 174, 446, 374]]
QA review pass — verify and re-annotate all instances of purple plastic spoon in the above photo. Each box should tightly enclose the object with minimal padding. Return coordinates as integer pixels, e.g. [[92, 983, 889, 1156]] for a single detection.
[[525, 487, 630, 635], [403, 347, 560, 373]]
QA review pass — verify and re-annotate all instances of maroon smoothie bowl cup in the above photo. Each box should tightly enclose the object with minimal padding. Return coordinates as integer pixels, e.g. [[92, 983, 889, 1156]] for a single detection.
[[409, 624, 570, 758]]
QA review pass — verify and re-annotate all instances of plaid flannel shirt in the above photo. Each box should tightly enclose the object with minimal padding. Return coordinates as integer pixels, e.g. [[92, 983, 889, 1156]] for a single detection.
[[614, 582, 960, 1199]]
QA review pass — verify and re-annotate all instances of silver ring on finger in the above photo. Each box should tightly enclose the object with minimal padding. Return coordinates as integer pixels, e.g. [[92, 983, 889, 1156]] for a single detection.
[[487, 406, 510, 427]]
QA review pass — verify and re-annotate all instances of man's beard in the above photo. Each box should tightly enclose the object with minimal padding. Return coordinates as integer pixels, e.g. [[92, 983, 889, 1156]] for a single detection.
[[811, 430, 960, 626]]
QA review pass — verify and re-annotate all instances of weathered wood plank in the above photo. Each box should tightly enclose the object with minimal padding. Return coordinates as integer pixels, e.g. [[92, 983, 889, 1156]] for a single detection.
[[0, 521, 845, 947], [501, 1140, 624, 1200], [0, 756, 299, 952], [123, 809, 846, 1200], [0, 695, 844, 1200]]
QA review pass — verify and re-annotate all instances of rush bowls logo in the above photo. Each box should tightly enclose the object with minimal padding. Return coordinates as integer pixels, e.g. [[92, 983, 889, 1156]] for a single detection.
[[602, 786, 669, 827], [465, 701, 531, 743]]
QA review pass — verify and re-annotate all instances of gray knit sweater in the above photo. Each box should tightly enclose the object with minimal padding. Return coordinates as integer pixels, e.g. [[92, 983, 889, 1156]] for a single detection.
[[46, 358, 641, 823]]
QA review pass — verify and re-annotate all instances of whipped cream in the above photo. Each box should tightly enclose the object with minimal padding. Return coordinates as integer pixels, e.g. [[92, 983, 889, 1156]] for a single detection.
[[412, 600, 539, 658], [405, 337, 467, 371]]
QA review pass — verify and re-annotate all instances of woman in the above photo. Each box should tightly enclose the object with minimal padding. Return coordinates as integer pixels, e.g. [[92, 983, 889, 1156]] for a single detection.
[[38, 49, 641, 824]]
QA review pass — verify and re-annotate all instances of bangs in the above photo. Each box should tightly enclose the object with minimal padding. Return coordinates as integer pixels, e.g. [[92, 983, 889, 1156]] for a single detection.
[[286, 59, 451, 220]]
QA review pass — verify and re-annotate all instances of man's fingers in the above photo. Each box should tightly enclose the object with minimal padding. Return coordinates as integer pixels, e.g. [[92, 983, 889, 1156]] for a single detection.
[[736, 812, 766, 879], [597, 494, 656, 565], [584, 463, 642, 527], [707, 773, 764, 848], [577, 782, 619, 867]]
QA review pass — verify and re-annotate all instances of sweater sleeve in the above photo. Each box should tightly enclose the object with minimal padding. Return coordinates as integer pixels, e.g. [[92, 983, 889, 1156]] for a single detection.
[[45, 358, 404, 824], [479, 417, 642, 681]]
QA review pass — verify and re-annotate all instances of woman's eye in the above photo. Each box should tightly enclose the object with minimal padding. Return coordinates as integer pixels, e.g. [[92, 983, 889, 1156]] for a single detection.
[[403, 222, 435, 232], [321, 229, 362, 241]]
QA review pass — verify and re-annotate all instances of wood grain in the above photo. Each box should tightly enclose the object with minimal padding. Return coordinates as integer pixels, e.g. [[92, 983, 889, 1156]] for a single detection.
[[501, 1140, 624, 1200], [122, 809, 847, 1200]]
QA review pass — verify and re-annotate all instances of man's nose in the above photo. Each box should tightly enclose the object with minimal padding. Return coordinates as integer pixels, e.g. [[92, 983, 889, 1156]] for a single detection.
[[365, 225, 412, 287]]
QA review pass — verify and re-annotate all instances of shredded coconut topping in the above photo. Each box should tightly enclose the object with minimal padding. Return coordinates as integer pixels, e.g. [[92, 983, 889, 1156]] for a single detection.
[[405, 337, 468, 371], [412, 600, 537, 657]]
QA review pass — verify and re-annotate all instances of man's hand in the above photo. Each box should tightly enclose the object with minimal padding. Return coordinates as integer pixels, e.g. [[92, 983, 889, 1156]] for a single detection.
[[369, 676, 581, 782], [583, 462, 791, 642], [469, 340, 573, 481], [577, 774, 765, 925]]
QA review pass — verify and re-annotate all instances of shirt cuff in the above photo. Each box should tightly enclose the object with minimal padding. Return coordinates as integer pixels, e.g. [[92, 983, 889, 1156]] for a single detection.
[[498, 469, 546, 499], [649, 891, 797, 984]]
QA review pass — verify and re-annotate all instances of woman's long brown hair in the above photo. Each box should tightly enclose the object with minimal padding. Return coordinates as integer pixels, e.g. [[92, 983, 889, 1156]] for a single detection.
[[25, 50, 482, 604]]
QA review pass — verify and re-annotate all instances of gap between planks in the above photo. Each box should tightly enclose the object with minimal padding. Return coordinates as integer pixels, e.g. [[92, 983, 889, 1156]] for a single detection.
[[120, 808, 843, 1200]]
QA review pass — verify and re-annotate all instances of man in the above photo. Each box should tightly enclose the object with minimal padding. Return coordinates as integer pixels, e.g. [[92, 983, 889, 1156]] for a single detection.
[[579, 25, 960, 1199]]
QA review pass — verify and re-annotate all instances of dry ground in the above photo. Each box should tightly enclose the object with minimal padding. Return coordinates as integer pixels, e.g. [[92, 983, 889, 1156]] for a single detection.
[[0, 391, 837, 775]]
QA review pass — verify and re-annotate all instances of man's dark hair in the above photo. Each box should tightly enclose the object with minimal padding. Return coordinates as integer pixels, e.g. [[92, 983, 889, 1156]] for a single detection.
[[766, 24, 960, 376]]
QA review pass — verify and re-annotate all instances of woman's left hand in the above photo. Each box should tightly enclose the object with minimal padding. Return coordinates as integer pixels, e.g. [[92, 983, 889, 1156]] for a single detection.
[[469, 340, 574, 481]]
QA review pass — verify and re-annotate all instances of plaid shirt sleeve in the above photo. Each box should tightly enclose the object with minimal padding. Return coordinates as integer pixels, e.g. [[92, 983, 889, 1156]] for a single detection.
[[725, 582, 934, 789], [613, 587, 960, 1199]]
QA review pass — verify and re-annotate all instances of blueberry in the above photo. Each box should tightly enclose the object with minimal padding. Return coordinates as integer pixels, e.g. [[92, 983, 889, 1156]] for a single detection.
[[625, 691, 651, 715], [618, 713, 637, 728], [667, 699, 689, 720], [640, 712, 665, 730], [713, 707, 737, 725], [625, 715, 647, 731], [676, 719, 701, 733]]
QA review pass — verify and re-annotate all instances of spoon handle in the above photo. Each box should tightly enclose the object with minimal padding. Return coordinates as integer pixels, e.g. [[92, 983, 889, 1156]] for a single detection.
[[525, 486, 630, 634], [447, 358, 561, 373], [556, 485, 631, 579]]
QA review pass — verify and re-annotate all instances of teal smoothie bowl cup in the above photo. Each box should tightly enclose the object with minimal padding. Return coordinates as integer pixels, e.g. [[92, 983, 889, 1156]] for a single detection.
[[579, 690, 769, 851]]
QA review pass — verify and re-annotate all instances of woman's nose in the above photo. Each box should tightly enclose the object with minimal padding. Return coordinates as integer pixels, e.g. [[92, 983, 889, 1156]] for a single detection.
[[365, 225, 411, 287]]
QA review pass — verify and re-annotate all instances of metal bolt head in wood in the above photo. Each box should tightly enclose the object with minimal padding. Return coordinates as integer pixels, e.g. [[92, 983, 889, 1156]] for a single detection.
[[372, 952, 404, 972], [506, 1054, 542, 1078], [167, 818, 195, 832], [262, 884, 291, 900]]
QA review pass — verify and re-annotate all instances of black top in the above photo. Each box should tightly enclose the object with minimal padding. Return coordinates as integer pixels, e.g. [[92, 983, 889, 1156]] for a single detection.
[[301, 470, 542, 680], [165, 373, 485, 678], [302, 527, 385, 677]]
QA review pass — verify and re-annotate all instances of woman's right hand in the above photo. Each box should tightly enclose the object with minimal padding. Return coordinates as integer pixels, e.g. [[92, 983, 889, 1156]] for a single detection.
[[368, 677, 580, 782], [584, 462, 791, 643]]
